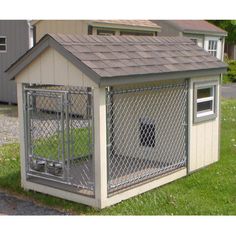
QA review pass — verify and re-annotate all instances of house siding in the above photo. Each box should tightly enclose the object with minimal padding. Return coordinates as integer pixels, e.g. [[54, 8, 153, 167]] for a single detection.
[[17, 47, 98, 88], [35, 20, 89, 43], [188, 76, 220, 172], [0, 20, 29, 103]]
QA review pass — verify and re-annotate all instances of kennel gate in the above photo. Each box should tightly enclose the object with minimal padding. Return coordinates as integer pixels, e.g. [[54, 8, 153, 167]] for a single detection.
[[106, 80, 188, 195], [24, 85, 95, 196]]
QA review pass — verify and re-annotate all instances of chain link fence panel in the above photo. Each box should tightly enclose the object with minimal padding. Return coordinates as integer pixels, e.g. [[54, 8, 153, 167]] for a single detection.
[[106, 80, 188, 195], [24, 85, 94, 197]]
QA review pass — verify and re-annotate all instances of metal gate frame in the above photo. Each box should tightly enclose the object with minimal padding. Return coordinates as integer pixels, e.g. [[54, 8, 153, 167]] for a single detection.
[[106, 80, 189, 195], [23, 85, 95, 196]]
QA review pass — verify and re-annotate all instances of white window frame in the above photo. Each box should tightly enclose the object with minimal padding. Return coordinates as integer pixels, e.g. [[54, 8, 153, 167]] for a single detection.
[[193, 81, 218, 123], [208, 40, 218, 57], [0, 36, 7, 53], [204, 36, 222, 60]]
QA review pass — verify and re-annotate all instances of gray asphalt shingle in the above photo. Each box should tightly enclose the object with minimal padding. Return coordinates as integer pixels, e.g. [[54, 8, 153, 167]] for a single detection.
[[8, 33, 227, 80]]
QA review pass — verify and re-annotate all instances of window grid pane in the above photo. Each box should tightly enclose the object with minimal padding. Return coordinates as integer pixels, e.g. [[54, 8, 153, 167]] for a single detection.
[[0, 37, 6, 44], [0, 45, 6, 51], [197, 100, 213, 113], [197, 87, 212, 99], [208, 40, 217, 57]]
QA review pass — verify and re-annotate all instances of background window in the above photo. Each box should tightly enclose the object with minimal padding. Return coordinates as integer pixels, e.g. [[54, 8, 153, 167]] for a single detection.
[[208, 40, 217, 57], [120, 31, 154, 36], [139, 120, 155, 147], [97, 29, 115, 36], [194, 82, 217, 123], [0, 36, 7, 52]]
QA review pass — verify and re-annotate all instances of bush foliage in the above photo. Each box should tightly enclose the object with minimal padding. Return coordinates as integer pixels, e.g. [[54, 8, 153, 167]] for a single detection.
[[224, 57, 236, 83]]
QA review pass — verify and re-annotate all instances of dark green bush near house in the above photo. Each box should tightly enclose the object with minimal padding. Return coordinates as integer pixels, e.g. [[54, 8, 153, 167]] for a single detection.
[[223, 57, 236, 83]]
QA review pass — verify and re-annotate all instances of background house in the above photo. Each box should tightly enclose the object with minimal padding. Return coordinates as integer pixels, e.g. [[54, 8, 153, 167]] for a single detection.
[[0, 20, 33, 104], [31, 20, 161, 43], [152, 20, 227, 61]]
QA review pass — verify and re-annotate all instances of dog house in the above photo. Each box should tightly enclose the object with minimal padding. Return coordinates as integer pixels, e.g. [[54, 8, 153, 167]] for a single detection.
[[6, 34, 227, 208]]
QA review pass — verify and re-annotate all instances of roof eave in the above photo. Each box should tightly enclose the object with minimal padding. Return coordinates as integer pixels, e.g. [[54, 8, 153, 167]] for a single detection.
[[99, 67, 227, 87], [89, 21, 161, 32], [183, 30, 227, 37]]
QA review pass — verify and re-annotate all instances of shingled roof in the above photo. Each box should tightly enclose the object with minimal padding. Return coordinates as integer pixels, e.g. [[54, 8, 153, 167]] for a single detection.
[[7, 34, 227, 86], [91, 20, 160, 29], [154, 20, 227, 36]]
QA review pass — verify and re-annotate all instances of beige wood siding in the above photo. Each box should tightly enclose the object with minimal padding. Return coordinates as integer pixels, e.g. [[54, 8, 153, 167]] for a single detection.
[[16, 47, 98, 88], [189, 76, 220, 172], [35, 20, 89, 42]]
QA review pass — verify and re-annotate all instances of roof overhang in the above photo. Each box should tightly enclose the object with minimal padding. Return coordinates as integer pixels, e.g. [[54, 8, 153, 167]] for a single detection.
[[6, 34, 227, 88], [100, 67, 227, 86], [86, 21, 161, 32], [31, 20, 161, 32], [183, 30, 227, 37]]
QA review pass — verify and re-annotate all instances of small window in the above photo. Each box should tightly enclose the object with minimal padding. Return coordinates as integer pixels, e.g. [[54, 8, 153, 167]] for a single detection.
[[120, 31, 154, 36], [139, 120, 155, 147], [0, 36, 7, 52], [208, 40, 217, 57], [97, 29, 115, 36], [194, 82, 217, 123]]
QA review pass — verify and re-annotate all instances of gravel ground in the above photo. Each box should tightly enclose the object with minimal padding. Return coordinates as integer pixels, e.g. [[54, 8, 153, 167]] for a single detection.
[[0, 104, 19, 146], [0, 190, 67, 215]]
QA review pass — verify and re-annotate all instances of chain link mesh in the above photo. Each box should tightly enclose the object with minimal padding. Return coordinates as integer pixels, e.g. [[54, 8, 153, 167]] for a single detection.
[[25, 85, 94, 197], [106, 80, 188, 195]]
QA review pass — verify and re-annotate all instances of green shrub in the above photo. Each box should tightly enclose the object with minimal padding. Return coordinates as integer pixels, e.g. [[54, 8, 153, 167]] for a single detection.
[[224, 58, 236, 83]]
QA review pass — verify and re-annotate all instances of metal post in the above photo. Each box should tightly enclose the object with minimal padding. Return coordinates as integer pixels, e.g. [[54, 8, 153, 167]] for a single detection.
[[64, 91, 71, 182], [60, 94, 66, 181], [26, 91, 32, 172]]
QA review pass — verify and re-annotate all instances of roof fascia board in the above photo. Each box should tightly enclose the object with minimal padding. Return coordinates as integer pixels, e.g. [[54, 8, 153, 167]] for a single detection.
[[89, 21, 161, 32], [100, 67, 227, 86], [183, 30, 227, 37]]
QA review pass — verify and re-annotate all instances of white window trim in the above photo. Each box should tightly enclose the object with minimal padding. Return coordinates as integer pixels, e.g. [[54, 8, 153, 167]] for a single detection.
[[208, 40, 218, 57], [0, 36, 7, 53], [204, 36, 222, 60], [193, 81, 218, 123]]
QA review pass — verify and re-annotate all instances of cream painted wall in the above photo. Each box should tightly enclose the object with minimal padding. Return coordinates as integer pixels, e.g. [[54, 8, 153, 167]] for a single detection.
[[35, 20, 89, 42], [16, 47, 98, 88], [188, 76, 220, 172]]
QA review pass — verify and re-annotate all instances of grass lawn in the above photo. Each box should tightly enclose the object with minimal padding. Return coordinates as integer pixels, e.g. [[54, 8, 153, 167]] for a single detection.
[[0, 99, 236, 215], [33, 127, 91, 160]]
